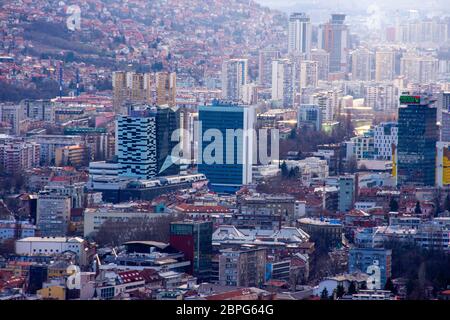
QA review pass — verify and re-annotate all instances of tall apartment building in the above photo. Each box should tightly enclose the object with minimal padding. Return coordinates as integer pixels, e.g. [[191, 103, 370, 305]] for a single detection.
[[36, 191, 72, 236], [338, 175, 355, 212], [0, 104, 24, 135], [288, 12, 312, 56], [218, 247, 267, 287], [0, 140, 40, 175], [112, 71, 152, 114], [400, 55, 439, 84], [258, 49, 280, 88], [310, 49, 330, 81], [156, 72, 177, 107], [300, 60, 319, 89], [365, 83, 398, 112], [221, 59, 248, 101], [375, 48, 396, 82], [351, 47, 374, 81], [271, 59, 296, 107]]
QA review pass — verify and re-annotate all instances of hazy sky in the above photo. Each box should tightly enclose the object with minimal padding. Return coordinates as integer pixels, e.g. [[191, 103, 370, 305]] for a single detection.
[[255, 0, 449, 12]]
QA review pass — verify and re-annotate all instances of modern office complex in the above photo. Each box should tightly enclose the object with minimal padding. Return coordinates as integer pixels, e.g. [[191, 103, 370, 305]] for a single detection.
[[396, 94, 438, 186], [198, 100, 255, 193], [169, 220, 213, 282], [117, 104, 179, 180]]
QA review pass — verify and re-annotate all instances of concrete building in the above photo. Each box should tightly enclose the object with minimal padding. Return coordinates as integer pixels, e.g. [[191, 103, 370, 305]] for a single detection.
[[348, 247, 392, 288], [373, 122, 398, 160], [310, 49, 330, 81], [156, 72, 176, 107], [271, 59, 296, 108], [300, 60, 319, 89], [36, 191, 71, 237], [351, 47, 373, 81], [258, 49, 280, 88], [288, 12, 311, 56], [221, 59, 248, 101], [338, 175, 356, 212], [375, 48, 395, 81], [218, 246, 267, 287]]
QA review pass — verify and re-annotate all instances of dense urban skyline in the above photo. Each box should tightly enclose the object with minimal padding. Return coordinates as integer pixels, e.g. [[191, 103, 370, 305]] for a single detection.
[[0, 0, 450, 305]]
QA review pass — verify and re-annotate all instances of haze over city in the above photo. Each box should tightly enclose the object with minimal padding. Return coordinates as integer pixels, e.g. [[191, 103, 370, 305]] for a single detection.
[[0, 0, 449, 307]]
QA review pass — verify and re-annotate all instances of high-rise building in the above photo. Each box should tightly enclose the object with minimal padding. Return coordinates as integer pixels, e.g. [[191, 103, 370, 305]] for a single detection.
[[400, 55, 439, 84], [300, 60, 319, 89], [318, 14, 349, 73], [351, 47, 373, 81], [365, 83, 398, 113], [155, 105, 180, 176], [156, 72, 177, 107], [112, 71, 152, 114], [396, 94, 438, 186], [271, 59, 296, 107], [221, 59, 248, 101], [117, 106, 157, 180], [375, 48, 395, 81], [169, 220, 213, 282], [0, 140, 40, 175], [0, 104, 24, 135], [311, 49, 330, 81], [36, 191, 71, 236], [258, 49, 280, 88], [116, 104, 179, 180], [338, 175, 355, 212], [288, 12, 312, 56], [198, 101, 255, 193]]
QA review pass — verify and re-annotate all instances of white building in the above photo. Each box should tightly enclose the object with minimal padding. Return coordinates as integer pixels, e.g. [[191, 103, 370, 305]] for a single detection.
[[300, 60, 319, 89], [36, 191, 72, 237], [15, 236, 88, 264], [271, 59, 296, 107], [83, 204, 168, 237], [373, 122, 398, 160], [222, 58, 248, 101], [288, 12, 311, 56]]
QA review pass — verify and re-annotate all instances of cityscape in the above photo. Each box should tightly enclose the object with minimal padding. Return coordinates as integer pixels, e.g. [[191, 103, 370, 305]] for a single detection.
[[1, 0, 450, 304]]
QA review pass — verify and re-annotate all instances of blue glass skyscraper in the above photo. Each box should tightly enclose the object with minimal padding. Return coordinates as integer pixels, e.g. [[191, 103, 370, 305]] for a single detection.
[[396, 94, 438, 186], [198, 101, 255, 193]]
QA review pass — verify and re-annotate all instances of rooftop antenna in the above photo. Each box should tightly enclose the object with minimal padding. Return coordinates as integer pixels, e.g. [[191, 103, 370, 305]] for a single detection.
[[59, 62, 63, 98], [76, 68, 80, 96]]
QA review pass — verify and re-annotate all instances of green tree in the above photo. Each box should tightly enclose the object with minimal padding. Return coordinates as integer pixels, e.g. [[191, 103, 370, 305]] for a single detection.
[[414, 201, 422, 214], [336, 284, 345, 298], [347, 281, 357, 295], [389, 198, 399, 212], [444, 193, 450, 212], [289, 128, 297, 140], [384, 277, 397, 295], [280, 161, 288, 178], [320, 287, 329, 300]]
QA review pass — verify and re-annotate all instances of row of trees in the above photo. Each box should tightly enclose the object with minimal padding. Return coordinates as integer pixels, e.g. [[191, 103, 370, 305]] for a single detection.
[[92, 215, 180, 247]]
